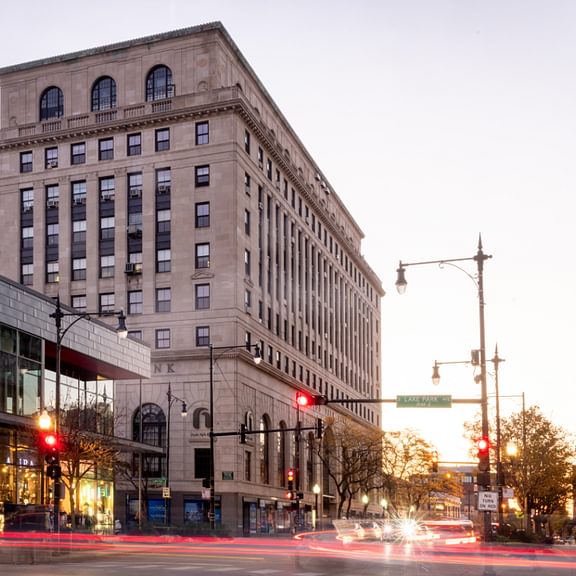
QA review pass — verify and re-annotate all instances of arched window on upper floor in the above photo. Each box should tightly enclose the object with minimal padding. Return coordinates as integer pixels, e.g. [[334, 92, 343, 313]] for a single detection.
[[146, 65, 174, 101], [40, 86, 63, 120], [92, 76, 117, 111], [132, 402, 166, 478], [259, 413, 271, 485]]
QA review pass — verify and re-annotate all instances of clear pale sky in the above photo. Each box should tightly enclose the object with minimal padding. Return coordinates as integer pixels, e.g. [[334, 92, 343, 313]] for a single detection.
[[2, 0, 575, 462]]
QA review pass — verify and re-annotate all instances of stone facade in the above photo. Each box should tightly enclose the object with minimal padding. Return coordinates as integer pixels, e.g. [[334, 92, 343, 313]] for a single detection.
[[0, 22, 384, 534]]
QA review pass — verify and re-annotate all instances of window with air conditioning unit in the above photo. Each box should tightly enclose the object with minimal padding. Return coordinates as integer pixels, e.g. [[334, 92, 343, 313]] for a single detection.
[[101, 192, 115, 201], [127, 225, 142, 237], [129, 187, 142, 198], [157, 183, 171, 194], [46, 199, 59, 208], [73, 196, 86, 206], [47, 160, 58, 169], [258, 202, 264, 210], [125, 262, 143, 275]]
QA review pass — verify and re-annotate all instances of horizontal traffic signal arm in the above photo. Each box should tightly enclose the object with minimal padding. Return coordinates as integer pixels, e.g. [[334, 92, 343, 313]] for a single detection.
[[213, 425, 318, 438]]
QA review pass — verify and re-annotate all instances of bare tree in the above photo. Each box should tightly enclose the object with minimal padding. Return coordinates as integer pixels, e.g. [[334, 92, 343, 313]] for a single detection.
[[318, 416, 385, 518]]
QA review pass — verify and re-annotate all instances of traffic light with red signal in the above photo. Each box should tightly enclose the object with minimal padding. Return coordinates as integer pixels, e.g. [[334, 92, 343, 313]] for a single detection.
[[40, 431, 62, 479], [287, 468, 295, 491], [477, 436, 490, 473], [295, 392, 327, 408]]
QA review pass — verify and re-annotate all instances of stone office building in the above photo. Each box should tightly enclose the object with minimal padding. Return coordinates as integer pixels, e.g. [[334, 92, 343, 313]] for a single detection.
[[0, 22, 384, 534]]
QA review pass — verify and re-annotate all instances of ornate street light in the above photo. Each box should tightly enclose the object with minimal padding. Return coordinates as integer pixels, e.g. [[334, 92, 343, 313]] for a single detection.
[[395, 236, 493, 542]]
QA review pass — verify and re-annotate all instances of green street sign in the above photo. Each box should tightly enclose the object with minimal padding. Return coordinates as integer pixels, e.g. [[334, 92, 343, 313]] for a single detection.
[[396, 395, 452, 408]]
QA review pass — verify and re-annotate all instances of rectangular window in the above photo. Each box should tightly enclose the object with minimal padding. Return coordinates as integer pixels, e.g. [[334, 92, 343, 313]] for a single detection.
[[21, 264, 33, 286], [196, 326, 210, 347], [128, 172, 143, 198], [127, 133, 142, 156], [21, 227, 34, 249], [99, 177, 115, 201], [266, 158, 272, 180], [156, 209, 171, 234], [72, 220, 86, 243], [156, 249, 171, 273], [72, 257, 87, 281], [155, 328, 171, 349], [245, 451, 251, 481], [244, 172, 251, 194], [45, 147, 58, 169], [195, 121, 209, 145], [156, 168, 171, 194], [100, 216, 115, 240], [194, 448, 210, 479], [99, 293, 115, 313], [20, 151, 33, 173], [71, 143, 86, 165], [257, 147, 263, 169], [244, 249, 251, 277], [47, 223, 59, 246], [46, 184, 59, 208], [46, 262, 59, 283], [100, 255, 115, 278], [156, 288, 171, 312], [195, 202, 210, 228], [195, 284, 210, 310], [195, 165, 210, 187], [22, 189, 34, 213], [128, 330, 143, 341], [244, 130, 251, 155], [128, 290, 143, 314], [155, 128, 170, 152], [98, 138, 114, 161], [195, 243, 210, 269], [244, 210, 251, 235], [72, 181, 87, 205], [71, 295, 87, 312]]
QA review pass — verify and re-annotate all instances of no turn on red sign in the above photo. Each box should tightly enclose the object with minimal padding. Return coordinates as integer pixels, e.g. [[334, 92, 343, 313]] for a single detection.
[[478, 491, 498, 511]]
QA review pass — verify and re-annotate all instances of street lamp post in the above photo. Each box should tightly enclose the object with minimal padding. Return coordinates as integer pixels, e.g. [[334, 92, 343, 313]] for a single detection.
[[208, 343, 261, 530], [380, 497, 388, 519], [490, 345, 505, 530], [313, 484, 321, 530], [164, 383, 188, 525], [49, 295, 127, 528], [395, 236, 493, 542]]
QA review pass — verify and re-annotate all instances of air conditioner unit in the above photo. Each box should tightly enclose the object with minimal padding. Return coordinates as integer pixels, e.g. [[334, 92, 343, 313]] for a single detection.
[[125, 263, 136, 274], [46, 199, 59, 208], [23, 204, 33, 213], [258, 202, 264, 210], [129, 187, 142, 198], [101, 192, 115, 201], [157, 184, 171, 194], [73, 197, 86, 206], [127, 225, 142, 237], [47, 159, 58, 168]]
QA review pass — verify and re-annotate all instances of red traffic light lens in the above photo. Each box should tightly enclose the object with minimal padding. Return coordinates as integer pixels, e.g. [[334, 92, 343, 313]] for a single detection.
[[287, 468, 294, 482], [296, 393, 309, 407], [43, 433, 58, 450], [477, 437, 489, 452]]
